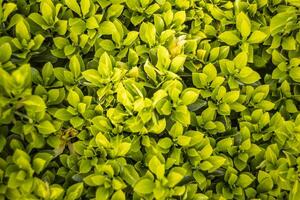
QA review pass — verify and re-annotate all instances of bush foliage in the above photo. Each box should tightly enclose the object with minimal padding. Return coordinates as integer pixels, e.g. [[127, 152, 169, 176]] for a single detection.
[[0, 0, 300, 199]]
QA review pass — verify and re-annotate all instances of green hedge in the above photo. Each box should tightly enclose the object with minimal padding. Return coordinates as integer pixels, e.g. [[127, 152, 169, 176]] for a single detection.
[[0, 0, 300, 199]]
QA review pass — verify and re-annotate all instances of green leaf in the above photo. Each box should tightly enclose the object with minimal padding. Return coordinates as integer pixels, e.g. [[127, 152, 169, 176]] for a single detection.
[[121, 165, 140, 186], [95, 132, 110, 148], [69, 18, 86, 35], [112, 20, 123, 46], [149, 156, 165, 179], [0, 43, 12, 63], [240, 139, 251, 151], [199, 144, 213, 159], [217, 138, 233, 151], [55, 108, 73, 121], [80, 0, 90, 16], [248, 31, 267, 44], [192, 73, 206, 88], [290, 67, 300, 82], [69, 55, 81, 78], [66, 182, 84, 200], [16, 20, 31, 40], [107, 4, 124, 19], [128, 48, 138, 66], [82, 69, 102, 85], [86, 16, 99, 29], [96, 187, 110, 200], [33, 153, 53, 174], [124, 116, 142, 133], [180, 88, 199, 105], [167, 167, 186, 187], [156, 45, 171, 70], [2, 3, 17, 21], [199, 161, 213, 171], [123, 31, 139, 46], [84, 174, 106, 186], [173, 11, 186, 26], [169, 122, 183, 138], [0, 134, 7, 152], [257, 177, 273, 192], [70, 117, 84, 128], [150, 118, 166, 134], [111, 190, 125, 200], [33, 178, 50, 198], [173, 105, 190, 126], [218, 103, 231, 115], [177, 135, 191, 147], [201, 107, 216, 122], [285, 99, 298, 113], [237, 173, 254, 188], [156, 99, 171, 115], [92, 116, 112, 132], [139, 22, 156, 47], [29, 13, 48, 29], [265, 145, 277, 164], [99, 39, 115, 51], [13, 149, 31, 171], [144, 60, 157, 82], [116, 142, 131, 156], [203, 63, 217, 82], [98, 52, 112, 78], [206, 156, 226, 172], [222, 91, 240, 104], [49, 185, 65, 200], [234, 51, 248, 69], [158, 138, 173, 149], [79, 159, 91, 173], [282, 36, 296, 50], [290, 180, 300, 200], [170, 55, 186, 73], [53, 37, 69, 49], [22, 95, 46, 112], [236, 12, 251, 38], [65, 0, 81, 16], [134, 178, 155, 194], [117, 83, 134, 110], [99, 21, 117, 35], [67, 90, 80, 107], [257, 100, 275, 111], [204, 121, 217, 130], [56, 20, 68, 35], [270, 11, 296, 35], [11, 64, 31, 89], [37, 120, 56, 135], [237, 67, 260, 84], [40, 0, 54, 22], [218, 31, 240, 46]]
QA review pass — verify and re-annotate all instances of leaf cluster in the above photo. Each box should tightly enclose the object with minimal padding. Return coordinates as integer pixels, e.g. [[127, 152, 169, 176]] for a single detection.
[[0, 0, 300, 200]]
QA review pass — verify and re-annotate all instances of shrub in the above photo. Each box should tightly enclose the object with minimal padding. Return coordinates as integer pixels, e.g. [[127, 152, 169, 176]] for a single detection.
[[0, 0, 300, 199]]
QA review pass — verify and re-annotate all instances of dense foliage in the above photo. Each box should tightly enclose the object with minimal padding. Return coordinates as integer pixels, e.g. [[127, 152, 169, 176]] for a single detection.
[[0, 0, 300, 199]]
